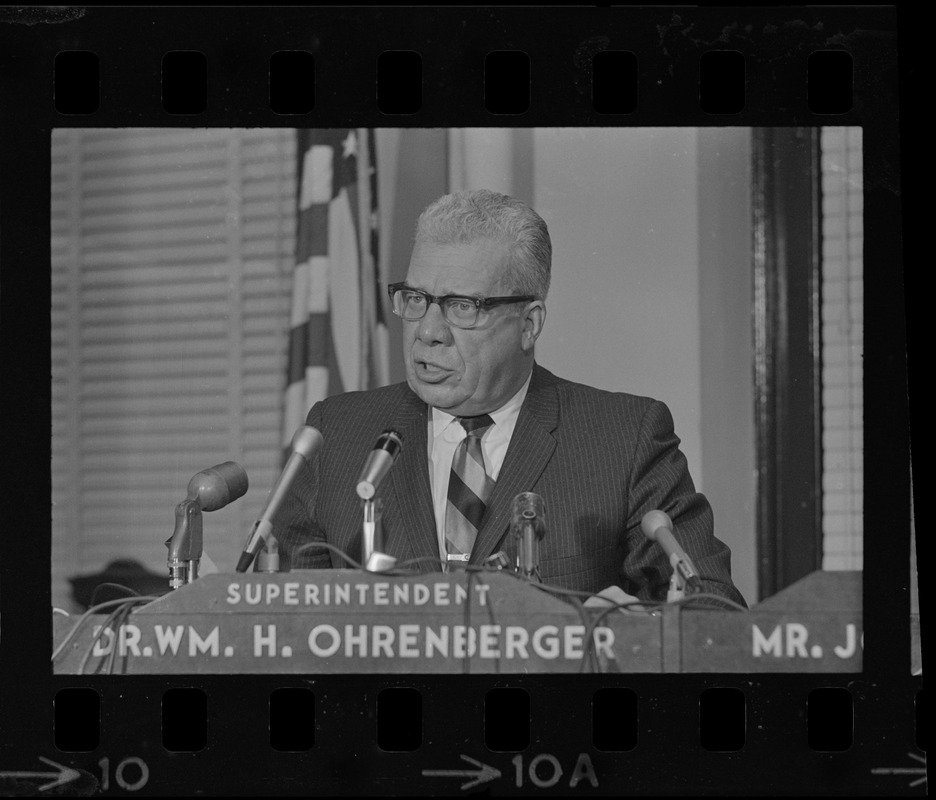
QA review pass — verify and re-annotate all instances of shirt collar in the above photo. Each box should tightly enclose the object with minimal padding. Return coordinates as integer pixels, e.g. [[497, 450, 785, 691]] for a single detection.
[[431, 369, 533, 440]]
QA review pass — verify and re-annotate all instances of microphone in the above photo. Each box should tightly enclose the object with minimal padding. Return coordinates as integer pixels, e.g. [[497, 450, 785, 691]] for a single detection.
[[186, 461, 249, 511], [235, 425, 324, 573], [512, 492, 546, 580], [167, 461, 248, 589], [640, 510, 703, 592], [356, 430, 403, 500]]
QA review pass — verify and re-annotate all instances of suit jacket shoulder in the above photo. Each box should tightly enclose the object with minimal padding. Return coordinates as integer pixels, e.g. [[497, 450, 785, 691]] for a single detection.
[[520, 364, 745, 606], [310, 381, 417, 434]]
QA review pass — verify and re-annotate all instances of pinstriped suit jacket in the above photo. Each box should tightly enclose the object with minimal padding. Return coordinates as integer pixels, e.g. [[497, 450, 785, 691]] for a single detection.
[[274, 363, 746, 606]]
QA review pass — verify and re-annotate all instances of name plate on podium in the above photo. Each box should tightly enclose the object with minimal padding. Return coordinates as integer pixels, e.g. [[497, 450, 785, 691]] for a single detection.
[[680, 571, 862, 672], [52, 570, 861, 674], [52, 570, 662, 675]]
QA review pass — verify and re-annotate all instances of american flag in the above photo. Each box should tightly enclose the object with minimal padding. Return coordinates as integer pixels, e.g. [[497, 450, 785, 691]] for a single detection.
[[282, 128, 389, 460]]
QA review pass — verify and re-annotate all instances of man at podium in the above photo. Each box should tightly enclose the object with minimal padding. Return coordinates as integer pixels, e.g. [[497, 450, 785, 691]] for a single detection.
[[272, 189, 746, 608]]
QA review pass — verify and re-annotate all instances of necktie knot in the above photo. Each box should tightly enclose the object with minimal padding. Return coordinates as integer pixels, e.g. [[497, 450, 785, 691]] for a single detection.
[[458, 414, 494, 438]]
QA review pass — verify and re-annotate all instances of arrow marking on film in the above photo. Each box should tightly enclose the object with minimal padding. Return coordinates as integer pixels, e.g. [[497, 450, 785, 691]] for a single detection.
[[871, 752, 927, 789], [0, 756, 82, 791], [423, 754, 501, 790]]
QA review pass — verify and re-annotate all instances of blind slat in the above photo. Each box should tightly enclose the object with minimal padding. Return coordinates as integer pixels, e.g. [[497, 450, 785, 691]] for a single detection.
[[52, 128, 297, 610]]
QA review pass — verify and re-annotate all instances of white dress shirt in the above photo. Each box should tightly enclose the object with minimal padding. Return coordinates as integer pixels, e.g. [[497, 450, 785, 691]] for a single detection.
[[428, 371, 532, 562]]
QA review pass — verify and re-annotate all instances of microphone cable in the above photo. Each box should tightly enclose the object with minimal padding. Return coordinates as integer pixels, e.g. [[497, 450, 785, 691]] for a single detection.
[[78, 601, 135, 675], [88, 582, 142, 607], [52, 595, 160, 665], [293, 541, 364, 571]]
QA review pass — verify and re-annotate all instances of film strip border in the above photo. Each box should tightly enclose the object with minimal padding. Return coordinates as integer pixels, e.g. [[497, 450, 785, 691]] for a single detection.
[[1, 6, 897, 127], [37, 678, 928, 794], [0, 4, 919, 797], [51, 47, 857, 120]]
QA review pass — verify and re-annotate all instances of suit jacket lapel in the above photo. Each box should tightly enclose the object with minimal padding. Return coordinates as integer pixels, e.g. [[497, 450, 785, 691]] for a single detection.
[[383, 389, 439, 571], [470, 364, 559, 565]]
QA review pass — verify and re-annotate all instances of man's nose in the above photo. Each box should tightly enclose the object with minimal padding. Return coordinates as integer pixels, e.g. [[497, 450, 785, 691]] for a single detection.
[[416, 301, 452, 345]]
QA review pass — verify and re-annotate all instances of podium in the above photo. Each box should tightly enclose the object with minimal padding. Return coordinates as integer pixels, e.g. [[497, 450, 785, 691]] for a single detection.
[[52, 570, 862, 674]]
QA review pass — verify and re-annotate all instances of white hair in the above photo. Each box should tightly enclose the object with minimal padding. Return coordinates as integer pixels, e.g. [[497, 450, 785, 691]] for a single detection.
[[414, 189, 552, 299]]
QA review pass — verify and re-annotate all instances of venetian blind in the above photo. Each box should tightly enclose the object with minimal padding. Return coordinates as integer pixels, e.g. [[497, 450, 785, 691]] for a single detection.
[[51, 128, 297, 611]]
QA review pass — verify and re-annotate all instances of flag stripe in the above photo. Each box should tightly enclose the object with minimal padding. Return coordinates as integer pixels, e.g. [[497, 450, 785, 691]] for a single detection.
[[368, 131, 384, 326], [299, 141, 333, 208], [296, 204, 329, 261], [327, 180, 361, 392], [290, 257, 329, 322], [283, 127, 389, 456], [286, 314, 330, 382]]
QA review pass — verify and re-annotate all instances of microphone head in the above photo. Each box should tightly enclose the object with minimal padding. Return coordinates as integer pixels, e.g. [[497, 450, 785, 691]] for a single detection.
[[640, 510, 673, 541], [376, 429, 403, 454], [512, 492, 546, 538], [291, 425, 324, 460], [512, 491, 544, 518], [187, 461, 249, 512], [355, 430, 404, 500]]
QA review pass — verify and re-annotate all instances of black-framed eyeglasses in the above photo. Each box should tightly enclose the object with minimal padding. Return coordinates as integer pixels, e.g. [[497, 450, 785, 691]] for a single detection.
[[387, 282, 535, 329]]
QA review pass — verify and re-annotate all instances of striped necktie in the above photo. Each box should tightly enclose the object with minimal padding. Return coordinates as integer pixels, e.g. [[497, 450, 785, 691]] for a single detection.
[[444, 415, 495, 568]]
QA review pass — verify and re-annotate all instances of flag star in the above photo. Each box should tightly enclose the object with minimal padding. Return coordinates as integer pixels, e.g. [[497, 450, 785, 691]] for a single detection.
[[342, 130, 357, 159]]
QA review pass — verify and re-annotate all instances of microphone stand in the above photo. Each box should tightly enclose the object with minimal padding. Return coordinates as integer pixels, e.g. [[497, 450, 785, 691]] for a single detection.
[[515, 515, 543, 582], [166, 499, 203, 589], [361, 498, 396, 572], [512, 493, 545, 583], [666, 566, 687, 603], [255, 533, 280, 573], [640, 510, 702, 604]]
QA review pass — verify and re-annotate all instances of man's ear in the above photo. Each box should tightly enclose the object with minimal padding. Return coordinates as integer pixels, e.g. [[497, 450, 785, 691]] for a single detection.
[[521, 301, 546, 352]]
